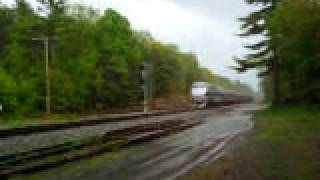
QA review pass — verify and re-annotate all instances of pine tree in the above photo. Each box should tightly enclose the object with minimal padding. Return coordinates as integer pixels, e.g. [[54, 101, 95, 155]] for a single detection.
[[235, 0, 281, 104]]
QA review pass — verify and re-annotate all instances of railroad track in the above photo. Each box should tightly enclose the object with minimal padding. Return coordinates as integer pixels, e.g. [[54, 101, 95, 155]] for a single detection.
[[0, 108, 193, 138], [0, 118, 202, 178], [0, 103, 238, 139]]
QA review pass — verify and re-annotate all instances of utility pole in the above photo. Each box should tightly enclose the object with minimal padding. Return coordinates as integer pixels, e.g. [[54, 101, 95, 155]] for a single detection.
[[236, 80, 241, 92], [32, 37, 52, 116], [143, 83, 148, 113], [140, 63, 150, 113]]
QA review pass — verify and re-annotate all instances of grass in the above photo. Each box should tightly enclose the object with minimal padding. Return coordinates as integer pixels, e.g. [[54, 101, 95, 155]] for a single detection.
[[0, 114, 80, 130], [183, 105, 320, 180], [254, 105, 320, 180], [255, 105, 320, 142]]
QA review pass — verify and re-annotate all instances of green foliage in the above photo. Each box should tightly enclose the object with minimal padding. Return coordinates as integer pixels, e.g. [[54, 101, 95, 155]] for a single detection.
[[237, 0, 283, 105], [268, 0, 320, 103], [239, 0, 320, 104], [0, 1, 249, 115]]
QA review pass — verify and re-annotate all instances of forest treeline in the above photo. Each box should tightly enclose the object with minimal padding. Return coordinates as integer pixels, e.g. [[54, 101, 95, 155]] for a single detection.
[[0, 0, 251, 115], [237, 0, 320, 104]]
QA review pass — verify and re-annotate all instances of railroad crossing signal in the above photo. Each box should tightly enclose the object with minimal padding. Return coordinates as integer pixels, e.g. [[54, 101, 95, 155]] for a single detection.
[[140, 63, 150, 83]]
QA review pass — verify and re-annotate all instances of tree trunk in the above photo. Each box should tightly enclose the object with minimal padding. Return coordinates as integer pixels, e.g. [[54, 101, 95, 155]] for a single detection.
[[272, 57, 281, 105]]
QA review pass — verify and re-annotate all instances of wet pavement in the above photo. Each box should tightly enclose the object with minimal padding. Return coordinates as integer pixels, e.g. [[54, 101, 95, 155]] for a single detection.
[[12, 104, 260, 180]]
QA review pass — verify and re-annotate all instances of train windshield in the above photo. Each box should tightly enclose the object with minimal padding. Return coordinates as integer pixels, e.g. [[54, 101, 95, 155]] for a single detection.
[[191, 82, 209, 96]]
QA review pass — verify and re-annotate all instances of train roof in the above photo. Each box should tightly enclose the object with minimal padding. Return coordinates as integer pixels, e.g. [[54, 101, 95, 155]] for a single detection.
[[192, 82, 209, 88]]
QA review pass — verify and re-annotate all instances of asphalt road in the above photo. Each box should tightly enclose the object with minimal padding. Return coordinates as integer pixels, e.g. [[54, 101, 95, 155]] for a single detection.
[[14, 104, 259, 180]]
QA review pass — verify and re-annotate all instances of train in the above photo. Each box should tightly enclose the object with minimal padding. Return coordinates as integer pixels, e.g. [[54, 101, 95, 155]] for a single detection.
[[191, 82, 252, 109]]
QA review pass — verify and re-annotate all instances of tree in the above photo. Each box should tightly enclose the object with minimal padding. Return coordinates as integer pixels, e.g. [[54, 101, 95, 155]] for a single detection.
[[0, 1, 252, 116], [268, 0, 320, 103], [1, 0, 45, 114], [51, 5, 99, 112], [235, 0, 282, 104], [0, 3, 14, 59], [95, 9, 142, 108], [36, 0, 68, 35]]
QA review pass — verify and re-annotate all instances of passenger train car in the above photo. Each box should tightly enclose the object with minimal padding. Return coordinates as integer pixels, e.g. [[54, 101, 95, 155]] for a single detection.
[[191, 82, 251, 109]]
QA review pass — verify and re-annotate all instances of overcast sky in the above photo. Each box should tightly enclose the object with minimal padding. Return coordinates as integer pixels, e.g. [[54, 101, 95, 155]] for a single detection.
[[3, 0, 259, 90]]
